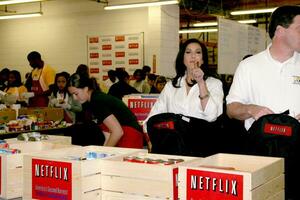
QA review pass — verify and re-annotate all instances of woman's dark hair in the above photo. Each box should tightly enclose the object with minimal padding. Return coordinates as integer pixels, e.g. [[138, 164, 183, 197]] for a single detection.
[[116, 70, 130, 82], [269, 6, 300, 39], [76, 64, 89, 79], [52, 72, 70, 98], [7, 70, 22, 88], [133, 69, 146, 80], [68, 73, 100, 91], [172, 38, 215, 88]]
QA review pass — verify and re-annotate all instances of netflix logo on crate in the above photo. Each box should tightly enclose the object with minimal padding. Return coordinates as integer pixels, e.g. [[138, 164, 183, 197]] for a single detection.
[[115, 35, 125, 42], [89, 37, 99, 43], [32, 159, 72, 200], [90, 53, 99, 59], [128, 99, 157, 121], [102, 44, 112, 50], [173, 168, 179, 200], [186, 169, 243, 200]]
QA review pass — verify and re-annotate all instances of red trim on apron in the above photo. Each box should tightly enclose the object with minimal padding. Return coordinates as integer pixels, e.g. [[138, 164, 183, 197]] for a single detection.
[[99, 124, 143, 148], [29, 68, 49, 107]]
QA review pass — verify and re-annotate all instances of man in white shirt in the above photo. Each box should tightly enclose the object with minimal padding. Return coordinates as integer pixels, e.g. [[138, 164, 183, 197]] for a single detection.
[[227, 5, 300, 130]]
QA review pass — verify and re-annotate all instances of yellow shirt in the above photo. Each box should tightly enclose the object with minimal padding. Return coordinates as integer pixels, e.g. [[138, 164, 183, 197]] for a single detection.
[[31, 64, 55, 91]]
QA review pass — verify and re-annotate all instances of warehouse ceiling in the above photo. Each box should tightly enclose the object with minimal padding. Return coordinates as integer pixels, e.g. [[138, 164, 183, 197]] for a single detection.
[[179, 0, 300, 27]]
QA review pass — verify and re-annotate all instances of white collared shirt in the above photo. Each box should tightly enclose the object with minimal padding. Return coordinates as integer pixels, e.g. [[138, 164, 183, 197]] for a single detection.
[[226, 45, 300, 130], [144, 75, 223, 129]]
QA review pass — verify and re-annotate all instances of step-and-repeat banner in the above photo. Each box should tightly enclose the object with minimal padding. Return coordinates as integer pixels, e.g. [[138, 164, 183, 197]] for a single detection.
[[87, 33, 144, 81]]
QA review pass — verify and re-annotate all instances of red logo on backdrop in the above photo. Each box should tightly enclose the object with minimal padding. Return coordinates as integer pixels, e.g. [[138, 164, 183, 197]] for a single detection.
[[115, 35, 125, 42], [32, 159, 72, 200], [173, 168, 179, 200], [90, 68, 100, 74], [186, 169, 243, 200], [115, 52, 125, 57], [128, 43, 139, 49], [103, 75, 108, 81], [102, 60, 112, 66], [90, 53, 99, 59], [264, 123, 292, 136], [129, 59, 139, 65], [128, 99, 157, 121], [89, 37, 99, 43], [102, 44, 112, 50]]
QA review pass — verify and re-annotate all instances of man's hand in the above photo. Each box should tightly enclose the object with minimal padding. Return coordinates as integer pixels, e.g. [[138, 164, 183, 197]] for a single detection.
[[248, 105, 274, 120]]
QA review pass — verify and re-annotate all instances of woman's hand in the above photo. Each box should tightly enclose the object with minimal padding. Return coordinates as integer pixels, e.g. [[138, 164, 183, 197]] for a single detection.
[[192, 62, 204, 83]]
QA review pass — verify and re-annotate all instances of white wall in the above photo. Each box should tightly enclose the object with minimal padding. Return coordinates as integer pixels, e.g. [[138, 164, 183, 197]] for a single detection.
[[0, 0, 179, 80]]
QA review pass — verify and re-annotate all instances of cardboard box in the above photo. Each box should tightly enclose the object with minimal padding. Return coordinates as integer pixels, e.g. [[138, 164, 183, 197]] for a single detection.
[[0, 142, 75, 199], [19, 107, 64, 121], [101, 152, 199, 199], [0, 109, 16, 124], [23, 146, 146, 200], [178, 153, 284, 200]]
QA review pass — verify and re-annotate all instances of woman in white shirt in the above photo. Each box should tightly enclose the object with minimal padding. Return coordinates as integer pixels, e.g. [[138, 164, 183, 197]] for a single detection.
[[144, 38, 224, 130]]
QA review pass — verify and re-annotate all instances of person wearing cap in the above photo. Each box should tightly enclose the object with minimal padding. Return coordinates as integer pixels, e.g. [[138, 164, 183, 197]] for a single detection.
[[27, 51, 55, 107]]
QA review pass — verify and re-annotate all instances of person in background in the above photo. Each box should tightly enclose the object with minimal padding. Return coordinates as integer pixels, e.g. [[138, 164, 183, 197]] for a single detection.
[[4, 70, 28, 105], [144, 38, 223, 125], [76, 64, 89, 79], [108, 70, 140, 100], [142, 65, 151, 81], [102, 69, 118, 93], [49, 72, 82, 124], [150, 75, 167, 93], [130, 69, 150, 93], [0, 68, 10, 91], [76, 64, 100, 91], [147, 73, 157, 92], [27, 51, 55, 107], [68, 73, 143, 148]]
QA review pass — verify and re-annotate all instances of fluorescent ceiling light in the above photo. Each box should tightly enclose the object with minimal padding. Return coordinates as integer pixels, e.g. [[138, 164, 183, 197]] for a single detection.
[[230, 7, 276, 15], [237, 19, 257, 24], [179, 28, 218, 34], [104, 0, 178, 10], [0, 0, 44, 5], [0, 12, 42, 20], [192, 19, 257, 27], [193, 22, 218, 27]]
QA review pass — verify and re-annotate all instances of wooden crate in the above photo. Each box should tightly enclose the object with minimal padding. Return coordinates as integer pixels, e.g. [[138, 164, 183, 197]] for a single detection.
[[0, 141, 74, 200], [101, 152, 200, 200], [5, 135, 71, 145], [102, 190, 165, 200], [23, 146, 146, 200], [178, 153, 284, 200]]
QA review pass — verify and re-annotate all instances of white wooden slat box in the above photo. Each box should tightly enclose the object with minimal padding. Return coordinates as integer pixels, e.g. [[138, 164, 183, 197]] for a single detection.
[[101, 190, 165, 200], [5, 135, 72, 145], [101, 152, 200, 200], [178, 153, 284, 200], [22, 146, 146, 200], [0, 141, 74, 200]]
